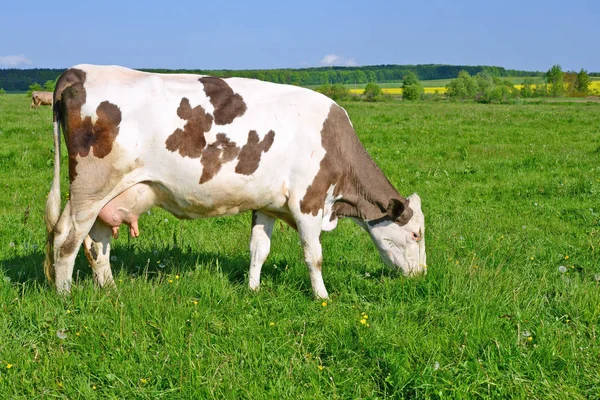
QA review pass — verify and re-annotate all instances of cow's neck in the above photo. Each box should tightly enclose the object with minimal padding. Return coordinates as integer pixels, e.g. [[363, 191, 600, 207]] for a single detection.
[[332, 137, 401, 221]]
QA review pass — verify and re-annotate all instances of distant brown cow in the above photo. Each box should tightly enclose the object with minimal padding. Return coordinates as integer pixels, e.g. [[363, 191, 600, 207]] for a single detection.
[[30, 91, 53, 109]]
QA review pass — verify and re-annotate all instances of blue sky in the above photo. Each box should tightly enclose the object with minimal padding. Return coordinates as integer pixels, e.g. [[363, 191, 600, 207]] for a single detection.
[[1, 0, 598, 72]]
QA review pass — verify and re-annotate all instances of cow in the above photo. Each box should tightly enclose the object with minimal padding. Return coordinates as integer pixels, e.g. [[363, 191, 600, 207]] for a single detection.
[[30, 91, 53, 109], [44, 64, 426, 299]]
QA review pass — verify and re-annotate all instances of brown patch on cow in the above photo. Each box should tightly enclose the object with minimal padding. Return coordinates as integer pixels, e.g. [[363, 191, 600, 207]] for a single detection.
[[55, 68, 87, 104], [299, 106, 346, 216], [199, 133, 240, 183], [199, 77, 247, 125], [235, 130, 275, 175], [59, 228, 78, 257], [315, 258, 322, 271], [300, 105, 410, 223], [59, 81, 122, 182], [166, 98, 214, 158], [90, 241, 98, 261]]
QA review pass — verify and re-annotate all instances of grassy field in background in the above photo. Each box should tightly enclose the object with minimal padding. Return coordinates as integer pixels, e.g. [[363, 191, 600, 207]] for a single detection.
[[1, 94, 599, 398]]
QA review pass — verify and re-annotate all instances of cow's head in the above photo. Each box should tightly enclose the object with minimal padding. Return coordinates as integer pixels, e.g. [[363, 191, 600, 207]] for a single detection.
[[360, 193, 426, 276]]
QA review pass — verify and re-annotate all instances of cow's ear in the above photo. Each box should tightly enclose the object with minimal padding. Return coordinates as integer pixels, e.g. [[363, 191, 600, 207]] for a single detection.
[[387, 198, 413, 225]]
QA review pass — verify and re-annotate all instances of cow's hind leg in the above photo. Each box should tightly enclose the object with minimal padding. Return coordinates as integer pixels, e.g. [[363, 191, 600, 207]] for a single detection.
[[249, 210, 276, 291], [50, 200, 103, 293], [83, 220, 115, 288]]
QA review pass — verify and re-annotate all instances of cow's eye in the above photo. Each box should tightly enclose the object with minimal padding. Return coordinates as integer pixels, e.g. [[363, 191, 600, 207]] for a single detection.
[[412, 232, 420, 241]]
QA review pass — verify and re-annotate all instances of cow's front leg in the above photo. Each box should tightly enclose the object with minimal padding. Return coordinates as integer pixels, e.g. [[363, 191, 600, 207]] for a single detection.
[[83, 220, 116, 288], [296, 216, 329, 299], [248, 211, 276, 291]]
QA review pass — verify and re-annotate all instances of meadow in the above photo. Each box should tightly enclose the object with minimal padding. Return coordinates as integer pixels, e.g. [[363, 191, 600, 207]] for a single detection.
[[0, 93, 599, 398]]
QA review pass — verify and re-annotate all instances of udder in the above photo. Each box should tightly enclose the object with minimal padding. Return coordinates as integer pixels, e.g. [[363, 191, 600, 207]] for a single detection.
[[98, 183, 159, 238]]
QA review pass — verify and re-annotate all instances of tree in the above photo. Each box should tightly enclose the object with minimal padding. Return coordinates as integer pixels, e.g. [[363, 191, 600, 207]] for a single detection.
[[26, 82, 42, 97], [446, 70, 478, 99], [474, 72, 494, 100], [363, 82, 383, 102], [0, 88, 5, 95], [401, 72, 424, 101], [44, 79, 57, 92], [520, 78, 535, 98], [545, 64, 565, 97], [575, 69, 590, 95], [314, 83, 350, 101], [402, 71, 420, 86]]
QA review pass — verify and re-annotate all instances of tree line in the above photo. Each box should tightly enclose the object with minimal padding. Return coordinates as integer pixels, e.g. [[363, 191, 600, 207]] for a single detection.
[[0, 64, 544, 92], [445, 64, 594, 103]]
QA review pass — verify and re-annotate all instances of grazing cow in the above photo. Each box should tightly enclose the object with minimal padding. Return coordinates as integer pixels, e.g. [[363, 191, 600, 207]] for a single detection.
[[30, 91, 53, 109], [44, 64, 426, 298]]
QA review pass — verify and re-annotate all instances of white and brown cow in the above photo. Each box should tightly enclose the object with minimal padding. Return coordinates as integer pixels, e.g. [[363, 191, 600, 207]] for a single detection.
[[44, 64, 426, 298], [30, 91, 53, 109]]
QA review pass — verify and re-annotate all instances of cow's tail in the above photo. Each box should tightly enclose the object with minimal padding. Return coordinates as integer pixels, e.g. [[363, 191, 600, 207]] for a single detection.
[[44, 103, 62, 282]]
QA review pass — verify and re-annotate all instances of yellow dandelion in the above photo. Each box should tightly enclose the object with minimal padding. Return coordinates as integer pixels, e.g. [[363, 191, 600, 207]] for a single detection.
[[366, 323, 370, 327], [527, 337, 533, 342], [175, 275, 180, 279], [168, 279, 173, 283], [92, 385, 97, 390], [565, 255, 569, 260], [269, 322, 275, 326], [140, 378, 148, 384], [57, 381, 63, 388], [322, 301, 327, 307], [363, 314, 369, 319], [6, 364, 12, 369], [76, 332, 80, 336], [193, 301, 198, 305], [360, 319, 367, 324], [318, 365, 323, 371], [66, 309, 71, 314]]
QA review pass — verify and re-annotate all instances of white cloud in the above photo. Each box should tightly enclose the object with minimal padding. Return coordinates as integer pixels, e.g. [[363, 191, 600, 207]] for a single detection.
[[0, 54, 32, 68], [319, 54, 357, 67]]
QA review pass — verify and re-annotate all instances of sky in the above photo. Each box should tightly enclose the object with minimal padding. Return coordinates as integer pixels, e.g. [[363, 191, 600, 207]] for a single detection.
[[1, 0, 599, 72]]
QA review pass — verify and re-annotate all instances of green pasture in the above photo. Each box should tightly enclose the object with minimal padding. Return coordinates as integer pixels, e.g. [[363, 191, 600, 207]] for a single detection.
[[0, 94, 599, 398]]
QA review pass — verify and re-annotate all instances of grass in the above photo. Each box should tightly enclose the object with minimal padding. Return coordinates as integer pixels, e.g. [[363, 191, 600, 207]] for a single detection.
[[1, 93, 600, 398]]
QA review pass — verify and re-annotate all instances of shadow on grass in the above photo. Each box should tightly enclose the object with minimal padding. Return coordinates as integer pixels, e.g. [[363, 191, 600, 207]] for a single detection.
[[0, 245, 297, 290]]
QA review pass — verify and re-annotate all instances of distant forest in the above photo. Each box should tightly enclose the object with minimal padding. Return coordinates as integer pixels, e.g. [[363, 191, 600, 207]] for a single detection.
[[0, 64, 546, 92]]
